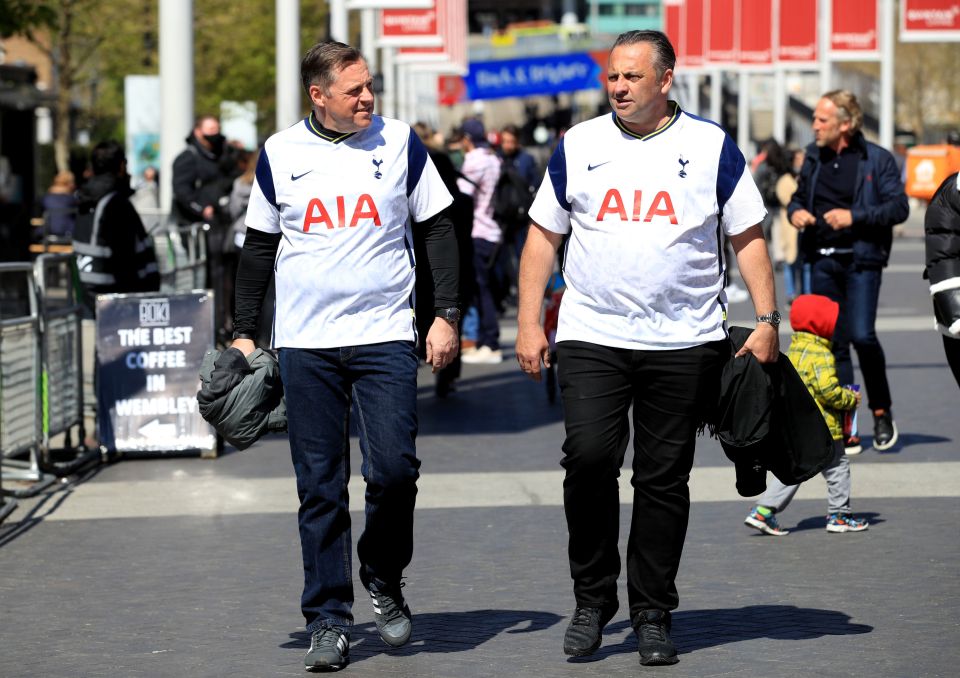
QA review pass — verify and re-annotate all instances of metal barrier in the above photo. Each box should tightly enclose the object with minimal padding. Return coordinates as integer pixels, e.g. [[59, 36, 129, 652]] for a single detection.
[[143, 212, 208, 293], [0, 263, 56, 498], [33, 254, 100, 475]]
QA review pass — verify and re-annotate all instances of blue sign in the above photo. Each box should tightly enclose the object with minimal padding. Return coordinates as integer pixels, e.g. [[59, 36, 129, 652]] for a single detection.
[[464, 53, 602, 100]]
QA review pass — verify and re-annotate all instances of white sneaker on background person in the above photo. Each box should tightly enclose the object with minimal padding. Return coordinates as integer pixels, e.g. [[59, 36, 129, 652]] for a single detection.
[[461, 345, 503, 364], [725, 282, 750, 304]]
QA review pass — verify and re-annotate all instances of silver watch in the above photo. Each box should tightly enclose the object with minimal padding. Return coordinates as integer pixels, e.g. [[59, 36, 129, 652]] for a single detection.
[[756, 310, 782, 328]]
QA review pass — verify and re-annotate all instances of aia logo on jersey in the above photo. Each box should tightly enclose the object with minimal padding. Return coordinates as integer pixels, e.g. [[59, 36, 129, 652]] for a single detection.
[[302, 194, 382, 232], [596, 189, 678, 225]]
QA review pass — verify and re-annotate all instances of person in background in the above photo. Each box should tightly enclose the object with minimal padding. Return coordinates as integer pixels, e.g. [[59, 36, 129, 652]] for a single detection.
[[456, 117, 504, 365], [42, 170, 78, 240], [131, 166, 160, 213], [774, 148, 805, 303], [744, 294, 868, 536], [788, 90, 909, 454], [924, 172, 960, 388]]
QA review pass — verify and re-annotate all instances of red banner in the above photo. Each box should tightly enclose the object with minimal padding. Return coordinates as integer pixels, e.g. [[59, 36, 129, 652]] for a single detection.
[[663, 0, 684, 63], [739, 0, 772, 64], [682, 0, 706, 66], [778, 0, 818, 63], [707, 0, 739, 64], [831, 0, 878, 54], [901, 0, 960, 41], [380, 4, 442, 46]]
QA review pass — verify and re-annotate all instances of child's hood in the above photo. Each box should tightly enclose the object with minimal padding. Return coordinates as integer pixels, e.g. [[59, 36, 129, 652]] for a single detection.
[[789, 294, 839, 340]]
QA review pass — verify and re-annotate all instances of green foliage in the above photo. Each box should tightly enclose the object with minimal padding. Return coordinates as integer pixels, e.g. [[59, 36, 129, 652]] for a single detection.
[[0, 0, 56, 38]]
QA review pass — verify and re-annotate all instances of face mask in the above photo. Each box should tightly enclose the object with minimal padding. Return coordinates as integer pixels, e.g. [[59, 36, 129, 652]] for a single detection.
[[203, 133, 225, 155], [448, 149, 464, 169]]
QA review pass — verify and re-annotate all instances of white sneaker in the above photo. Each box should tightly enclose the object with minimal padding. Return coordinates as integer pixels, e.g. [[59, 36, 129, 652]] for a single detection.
[[725, 283, 750, 304], [460, 345, 503, 364]]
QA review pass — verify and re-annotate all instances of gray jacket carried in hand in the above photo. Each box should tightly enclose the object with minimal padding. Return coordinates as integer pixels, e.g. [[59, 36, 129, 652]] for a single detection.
[[197, 347, 286, 450]]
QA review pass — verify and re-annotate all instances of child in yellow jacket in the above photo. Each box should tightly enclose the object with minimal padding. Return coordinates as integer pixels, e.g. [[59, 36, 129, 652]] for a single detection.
[[744, 294, 868, 535]]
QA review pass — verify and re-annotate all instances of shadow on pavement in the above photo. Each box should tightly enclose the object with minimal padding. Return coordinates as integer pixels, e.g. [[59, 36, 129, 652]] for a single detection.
[[569, 605, 872, 661], [787, 510, 885, 534], [866, 432, 951, 454], [283, 609, 563, 662]]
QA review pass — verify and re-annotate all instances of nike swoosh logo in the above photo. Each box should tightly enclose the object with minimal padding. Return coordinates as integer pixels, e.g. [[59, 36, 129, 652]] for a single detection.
[[291, 170, 313, 181], [587, 161, 611, 171]]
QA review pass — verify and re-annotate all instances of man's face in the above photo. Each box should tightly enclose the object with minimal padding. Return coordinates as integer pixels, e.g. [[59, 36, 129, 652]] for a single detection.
[[195, 118, 220, 148], [500, 131, 519, 156], [312, 61, 375, 133], [812, 98, 850, 149], [606, 43, 672, 127]]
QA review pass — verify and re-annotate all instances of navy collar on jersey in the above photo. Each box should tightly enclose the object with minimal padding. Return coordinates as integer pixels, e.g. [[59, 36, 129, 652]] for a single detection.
[[613, 100, 681, 141], [304, 112, 358, 143]]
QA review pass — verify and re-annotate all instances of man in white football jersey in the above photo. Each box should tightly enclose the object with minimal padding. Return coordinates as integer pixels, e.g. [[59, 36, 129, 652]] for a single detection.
[[516, 30, 779, 666], [231, 41, 460, 671]]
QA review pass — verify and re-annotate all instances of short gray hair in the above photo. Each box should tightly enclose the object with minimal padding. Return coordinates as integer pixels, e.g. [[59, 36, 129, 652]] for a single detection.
[[821, 90, 863, 136], [301, 41, 365, 96], [612, 30, 676, 81]]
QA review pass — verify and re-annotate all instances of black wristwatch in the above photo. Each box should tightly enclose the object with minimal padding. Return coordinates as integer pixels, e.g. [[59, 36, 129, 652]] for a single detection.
[[435, 307, 461, 323], [756, 310, 782, 328]]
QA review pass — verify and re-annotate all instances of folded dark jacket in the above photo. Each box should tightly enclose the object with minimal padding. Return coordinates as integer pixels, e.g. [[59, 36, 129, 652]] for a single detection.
[[716, 326, 835, 496], [197, 347, 286, 450]]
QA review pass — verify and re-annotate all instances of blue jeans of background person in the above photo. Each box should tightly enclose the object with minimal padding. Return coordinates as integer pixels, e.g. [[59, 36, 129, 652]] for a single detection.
[[556, 339, 727, 622], [472, 238, 501, 350], [811, 256, 892, 411], [278, 342, 420, 632]]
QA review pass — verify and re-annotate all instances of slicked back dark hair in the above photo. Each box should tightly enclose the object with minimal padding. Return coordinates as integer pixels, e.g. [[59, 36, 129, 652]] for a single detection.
[[300, 41, 365, 97], [611, 30, 677, 81], [90, 140, 125, 176]]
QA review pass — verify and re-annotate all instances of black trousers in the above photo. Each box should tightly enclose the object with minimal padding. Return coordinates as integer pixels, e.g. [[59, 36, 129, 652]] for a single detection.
[[945, 335, 960, 389], [556, 339, 726, 623]]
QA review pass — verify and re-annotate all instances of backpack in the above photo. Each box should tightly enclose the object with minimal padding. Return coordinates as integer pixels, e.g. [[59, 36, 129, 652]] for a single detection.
[[492, 165, 535, 229]]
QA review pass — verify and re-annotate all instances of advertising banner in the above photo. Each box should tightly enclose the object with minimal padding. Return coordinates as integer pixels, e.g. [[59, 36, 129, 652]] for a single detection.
[[96, 291, 216, 456], [831, 0, 879, 58], [380, 3, 442, 47], [682, 0, 706, 67], [778, 0, 819, 65], [739, 0, 773, 65], [900, 0, 960, 41], [123, 75, 160, 182], [463, 53, 603, 100], [706, 0, 740, 64], [397, 0, 467, 72]]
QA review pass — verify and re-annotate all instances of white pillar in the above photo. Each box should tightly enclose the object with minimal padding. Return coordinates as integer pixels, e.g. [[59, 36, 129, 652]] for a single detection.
[[330, 0, 348, 43], [773, 68, 786, 144], [879, 0, 894, 149], [738, 70, 751, 156], [276, 0, 300, 132], [361, 9, 377, 72], [710, 68, 722, 126], [159, 0, 193, 214], [382, 47, 396, 119], [819, 0, 832, 94], [685, 73, 699, 116]]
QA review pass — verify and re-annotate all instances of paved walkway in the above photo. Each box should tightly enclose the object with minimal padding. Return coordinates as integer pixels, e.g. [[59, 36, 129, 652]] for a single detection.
[[2, 233, 959, 677]]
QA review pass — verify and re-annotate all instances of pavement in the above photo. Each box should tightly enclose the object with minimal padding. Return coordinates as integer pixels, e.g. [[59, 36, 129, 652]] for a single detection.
[[2, 215, 960, 678]]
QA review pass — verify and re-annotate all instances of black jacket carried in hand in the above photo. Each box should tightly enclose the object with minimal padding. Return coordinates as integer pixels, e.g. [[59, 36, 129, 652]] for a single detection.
[[715, 326, 835, 497], [196, 347, 286, 450]]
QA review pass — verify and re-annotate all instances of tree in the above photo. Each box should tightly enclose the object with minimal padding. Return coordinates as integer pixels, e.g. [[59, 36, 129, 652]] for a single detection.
[[0, 0, 56, 39]]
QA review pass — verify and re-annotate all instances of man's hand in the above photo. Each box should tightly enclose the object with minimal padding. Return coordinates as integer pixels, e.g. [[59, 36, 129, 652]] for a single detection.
[[823, 208, 853, 230], [425, 318, 458, 373], [230, 338, 256, 357], [202, 205, 215, 222], [790, 208, 816, 230], [735, 323, 780, 364], [516, 323, 550, 383]]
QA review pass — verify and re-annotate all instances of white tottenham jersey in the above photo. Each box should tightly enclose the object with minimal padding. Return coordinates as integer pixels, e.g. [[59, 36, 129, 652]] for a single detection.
[[245, 115, 452, 348], [528, 105, 766, 350]]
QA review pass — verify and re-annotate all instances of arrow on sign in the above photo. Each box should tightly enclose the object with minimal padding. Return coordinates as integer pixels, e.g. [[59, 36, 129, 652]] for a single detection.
[[138, 419, 177, 438]]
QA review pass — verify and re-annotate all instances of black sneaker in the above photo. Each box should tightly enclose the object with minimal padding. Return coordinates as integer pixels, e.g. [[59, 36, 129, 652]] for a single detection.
[[635, 609, 679, 666], [873, 410, 898, 451], [366, 582, 412, 647], [304, 626, 349, 671], [562, 602, 619, 656]]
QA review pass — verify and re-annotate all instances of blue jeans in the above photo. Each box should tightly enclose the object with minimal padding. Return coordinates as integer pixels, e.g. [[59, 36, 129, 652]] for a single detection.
[[472, 238, 501, 350], [278, 342, 421, 631], [811, 256, 892, 411]]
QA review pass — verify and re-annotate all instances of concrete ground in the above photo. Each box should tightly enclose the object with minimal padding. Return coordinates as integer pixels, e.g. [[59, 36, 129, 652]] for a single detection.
[[2, 227, 959, 678]]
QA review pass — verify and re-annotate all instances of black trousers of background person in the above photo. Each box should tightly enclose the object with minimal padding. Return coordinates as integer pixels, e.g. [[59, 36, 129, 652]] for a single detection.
[[945, 335, 960, 389], [556, 339, 727, 623]]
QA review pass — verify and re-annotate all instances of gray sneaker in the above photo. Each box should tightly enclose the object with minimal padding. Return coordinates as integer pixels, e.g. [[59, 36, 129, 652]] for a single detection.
[[366, 583, 412, 647], [304, 626, 349, 671]]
